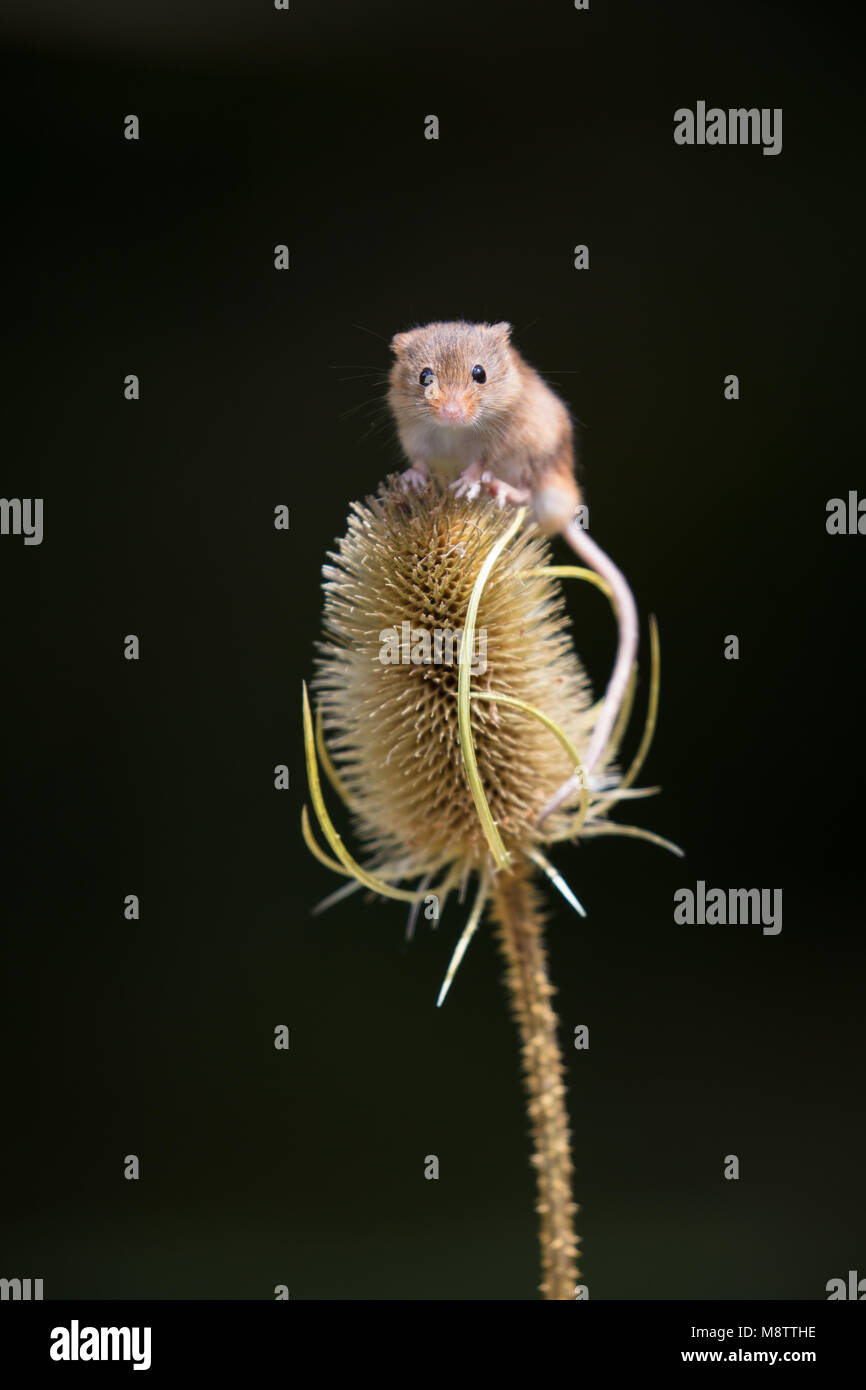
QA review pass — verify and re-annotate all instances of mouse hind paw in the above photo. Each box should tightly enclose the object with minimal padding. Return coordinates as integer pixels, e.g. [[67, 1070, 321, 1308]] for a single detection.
[[486, 477, 531, 509]]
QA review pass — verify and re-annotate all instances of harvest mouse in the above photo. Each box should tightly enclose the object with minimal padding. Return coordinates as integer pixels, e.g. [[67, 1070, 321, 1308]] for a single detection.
[[386, 319, 639, 826], [387, 320, 580, 534]]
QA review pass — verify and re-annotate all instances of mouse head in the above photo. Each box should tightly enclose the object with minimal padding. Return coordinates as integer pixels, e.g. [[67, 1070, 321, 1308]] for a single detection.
[[388, 320, 522, 427]]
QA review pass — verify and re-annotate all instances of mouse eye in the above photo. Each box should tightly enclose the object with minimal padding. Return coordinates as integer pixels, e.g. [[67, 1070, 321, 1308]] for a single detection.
[[419, 368, 434, 386], [471, 365, 487, 383]]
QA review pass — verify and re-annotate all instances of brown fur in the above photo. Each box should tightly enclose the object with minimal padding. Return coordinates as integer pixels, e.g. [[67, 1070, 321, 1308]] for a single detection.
[[388, 321, 580, 532]]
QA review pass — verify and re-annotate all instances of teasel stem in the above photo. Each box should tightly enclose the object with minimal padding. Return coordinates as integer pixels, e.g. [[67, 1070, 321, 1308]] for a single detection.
[[491, 861, 579, 1300]]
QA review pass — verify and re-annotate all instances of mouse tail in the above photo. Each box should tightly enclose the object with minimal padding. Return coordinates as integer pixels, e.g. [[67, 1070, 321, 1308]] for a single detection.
[[537, 517, 640, 825]]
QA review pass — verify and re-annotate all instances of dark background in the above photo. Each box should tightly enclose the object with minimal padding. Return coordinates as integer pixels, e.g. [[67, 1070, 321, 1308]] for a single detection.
[[1, 0, 863, 1299]]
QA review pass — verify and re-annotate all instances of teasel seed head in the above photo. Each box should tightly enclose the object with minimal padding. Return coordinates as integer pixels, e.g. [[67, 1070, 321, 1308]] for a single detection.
[[311, 475, 615, 893]]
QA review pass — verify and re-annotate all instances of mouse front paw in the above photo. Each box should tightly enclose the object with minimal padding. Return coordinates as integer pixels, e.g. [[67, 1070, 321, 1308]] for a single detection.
[[451, 476, 482, 501], [450, 461, 486, 501], [400, 465, 429, 493]]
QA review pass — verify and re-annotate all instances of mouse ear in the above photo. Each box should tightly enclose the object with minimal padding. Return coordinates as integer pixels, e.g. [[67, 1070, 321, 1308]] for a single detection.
[[390, 330, 413, 354], [488, 321, 513, 342]]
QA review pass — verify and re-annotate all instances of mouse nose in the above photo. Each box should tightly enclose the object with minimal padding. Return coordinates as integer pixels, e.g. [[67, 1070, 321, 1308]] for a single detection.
[[440, 400, 466, 422]]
